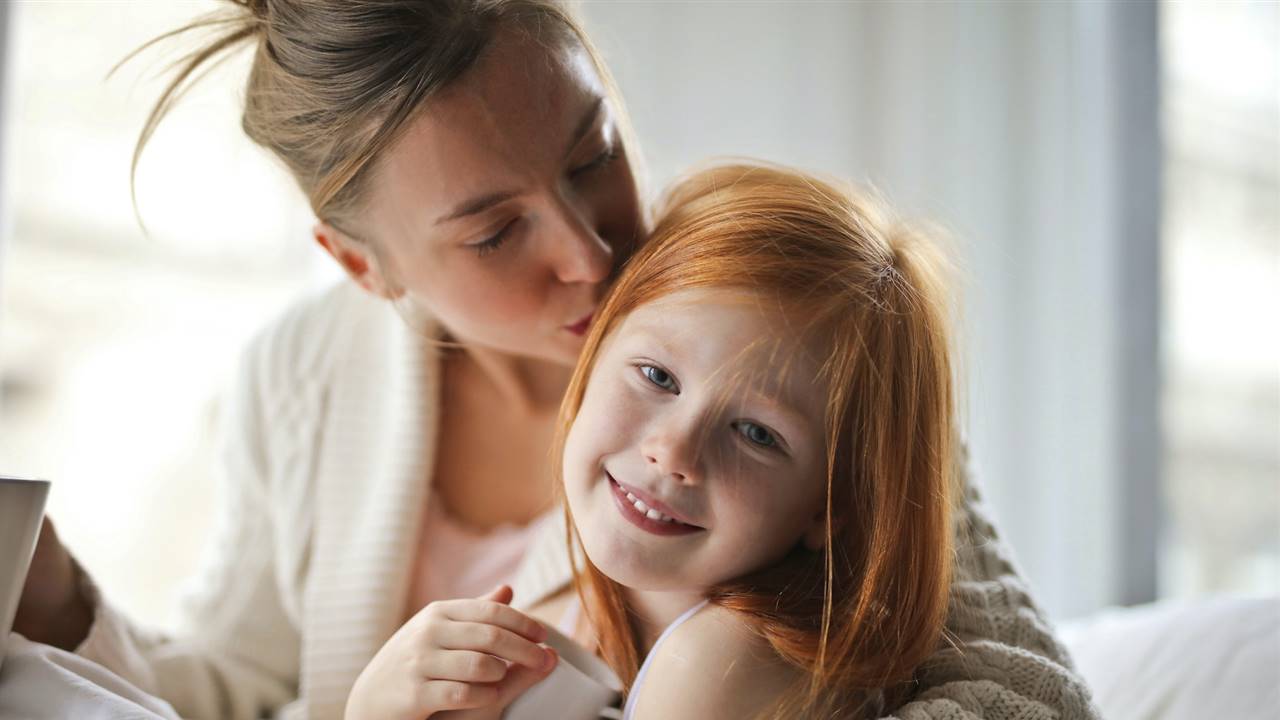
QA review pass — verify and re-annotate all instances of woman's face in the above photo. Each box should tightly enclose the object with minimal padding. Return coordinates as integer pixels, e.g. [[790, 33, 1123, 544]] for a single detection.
[[335, 27, 644, 366]]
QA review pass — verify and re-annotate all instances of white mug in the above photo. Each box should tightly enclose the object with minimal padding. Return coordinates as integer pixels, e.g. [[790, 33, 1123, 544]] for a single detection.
[[0, 475, 50, 672], [504, 622, 623, 720]]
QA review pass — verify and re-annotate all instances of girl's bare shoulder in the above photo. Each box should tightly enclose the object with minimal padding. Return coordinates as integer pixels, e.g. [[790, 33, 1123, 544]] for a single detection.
[[629, 604, 801, 720]]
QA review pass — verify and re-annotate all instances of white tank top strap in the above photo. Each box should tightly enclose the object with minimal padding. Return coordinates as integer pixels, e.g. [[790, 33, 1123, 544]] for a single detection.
[[621, 599, 711, 720], [558, 593, 583, 637]]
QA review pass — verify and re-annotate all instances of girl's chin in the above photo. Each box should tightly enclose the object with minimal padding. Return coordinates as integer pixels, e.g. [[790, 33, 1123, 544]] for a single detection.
[[581, 535, 691, 589]]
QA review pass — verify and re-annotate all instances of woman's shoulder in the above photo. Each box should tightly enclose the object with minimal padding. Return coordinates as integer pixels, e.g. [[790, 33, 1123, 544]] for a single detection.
[[237, 281, 402, 397], [629, 604, 801, 720]]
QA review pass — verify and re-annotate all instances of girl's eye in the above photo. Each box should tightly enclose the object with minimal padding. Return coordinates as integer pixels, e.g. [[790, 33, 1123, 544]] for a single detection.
[[639, 364, 679, 393], [733, 421, 778, 449], [570, 145, 620, 179], [469, 220, 515, 257]]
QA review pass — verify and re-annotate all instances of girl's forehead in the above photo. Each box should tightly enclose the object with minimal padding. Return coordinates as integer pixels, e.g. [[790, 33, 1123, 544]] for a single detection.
[[625, 288, 805, 340]]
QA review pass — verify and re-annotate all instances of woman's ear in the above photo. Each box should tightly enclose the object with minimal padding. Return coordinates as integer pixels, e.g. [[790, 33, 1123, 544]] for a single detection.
[[312, 221, 402, 299], [802, 512, 826, 551]]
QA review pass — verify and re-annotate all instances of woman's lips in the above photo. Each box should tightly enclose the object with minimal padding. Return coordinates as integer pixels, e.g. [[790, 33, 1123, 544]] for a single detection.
[[607, 473, 703, 537], [564, 312, 593, 336]]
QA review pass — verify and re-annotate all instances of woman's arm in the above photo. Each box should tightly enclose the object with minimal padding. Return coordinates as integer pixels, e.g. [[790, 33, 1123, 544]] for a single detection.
[[67, 319, 310, 719], [879, 455, 1101, 720]]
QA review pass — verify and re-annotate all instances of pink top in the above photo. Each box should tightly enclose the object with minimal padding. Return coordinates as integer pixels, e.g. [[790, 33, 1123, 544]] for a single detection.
[[405, 493, 553, 610]]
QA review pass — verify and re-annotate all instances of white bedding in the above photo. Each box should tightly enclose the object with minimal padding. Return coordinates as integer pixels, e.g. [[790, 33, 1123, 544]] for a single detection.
[[0, 633, 179, 720], [1059, 595, 1279, 720]]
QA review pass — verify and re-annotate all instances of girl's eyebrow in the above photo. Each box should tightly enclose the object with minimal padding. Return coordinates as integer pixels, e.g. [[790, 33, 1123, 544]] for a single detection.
[[744, 390, 813, 443], [623, 325, 681, 361], [626, 319, 814, 438]]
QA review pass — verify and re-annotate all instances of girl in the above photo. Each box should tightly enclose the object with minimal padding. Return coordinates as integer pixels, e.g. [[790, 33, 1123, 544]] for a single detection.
[[557, 161, 957, 718]]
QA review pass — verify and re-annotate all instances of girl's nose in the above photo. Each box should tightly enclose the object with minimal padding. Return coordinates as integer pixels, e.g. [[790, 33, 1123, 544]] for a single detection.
[[641, 426, 701, 485]]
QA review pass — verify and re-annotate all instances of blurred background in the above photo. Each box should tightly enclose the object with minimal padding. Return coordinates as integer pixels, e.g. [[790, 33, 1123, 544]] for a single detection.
[[0, 0, 1275, 629]]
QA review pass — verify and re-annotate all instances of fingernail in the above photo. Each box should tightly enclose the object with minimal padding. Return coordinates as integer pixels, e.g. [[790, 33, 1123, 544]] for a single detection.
[[543, 647, 558, 670]]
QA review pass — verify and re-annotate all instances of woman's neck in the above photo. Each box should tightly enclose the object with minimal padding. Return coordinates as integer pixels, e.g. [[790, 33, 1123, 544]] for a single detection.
[[455, 343, 572, 416], [623, 587, 708, 651]]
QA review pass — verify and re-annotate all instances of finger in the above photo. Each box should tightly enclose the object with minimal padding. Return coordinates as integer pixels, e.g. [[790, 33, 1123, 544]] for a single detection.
[[480, 584, 514, 605], [416, 679, 499, 713], [493, 647, 558, 707], [420, 649, 509, 684], [438, 622, 554, 670], [440, 600, 548, 643]]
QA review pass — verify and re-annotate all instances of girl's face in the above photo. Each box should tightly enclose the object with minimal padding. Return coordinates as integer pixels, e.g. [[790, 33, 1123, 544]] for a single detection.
[[329, 27, 644, 366], [563, 288, 830, 593]]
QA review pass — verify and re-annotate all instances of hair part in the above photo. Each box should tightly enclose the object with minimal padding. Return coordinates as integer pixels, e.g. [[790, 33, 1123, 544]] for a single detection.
[[556, 162, 959, 718]]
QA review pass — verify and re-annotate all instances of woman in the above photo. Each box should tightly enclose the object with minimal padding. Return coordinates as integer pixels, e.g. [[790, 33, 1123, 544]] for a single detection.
[[14, 2, 1096, 719]]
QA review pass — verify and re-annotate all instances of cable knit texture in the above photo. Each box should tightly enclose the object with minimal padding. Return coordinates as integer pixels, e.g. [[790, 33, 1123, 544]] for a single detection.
[[884, 481, 1100, 719], [74, 283, 1100, 719]]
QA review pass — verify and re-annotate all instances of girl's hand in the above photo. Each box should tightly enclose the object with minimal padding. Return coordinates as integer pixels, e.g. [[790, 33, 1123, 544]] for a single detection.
[[345, 585, 558, 720], [13, 517, 94, 650]]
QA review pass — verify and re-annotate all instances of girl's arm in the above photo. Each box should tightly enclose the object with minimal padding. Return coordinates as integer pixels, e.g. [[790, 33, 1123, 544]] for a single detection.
[[625, 606, 799, 720], [880, 455, 1101, 720]]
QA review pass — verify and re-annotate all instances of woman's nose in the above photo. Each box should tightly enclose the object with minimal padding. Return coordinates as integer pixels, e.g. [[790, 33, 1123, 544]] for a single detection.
[[547, 198, 612, 284]]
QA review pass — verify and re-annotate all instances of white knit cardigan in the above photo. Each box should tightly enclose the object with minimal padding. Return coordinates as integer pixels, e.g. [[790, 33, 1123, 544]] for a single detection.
[[75, 282, 1099, 720]]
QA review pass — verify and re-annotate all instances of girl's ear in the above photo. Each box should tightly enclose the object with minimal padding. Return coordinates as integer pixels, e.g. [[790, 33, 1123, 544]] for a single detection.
[[312, 221, 402, 299], [802, 512, 826, 551]]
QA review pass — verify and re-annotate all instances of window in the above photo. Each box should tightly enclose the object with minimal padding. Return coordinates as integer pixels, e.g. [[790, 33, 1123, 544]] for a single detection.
[[0, 2, 331, 625], [1159, 1, 1279, 598]]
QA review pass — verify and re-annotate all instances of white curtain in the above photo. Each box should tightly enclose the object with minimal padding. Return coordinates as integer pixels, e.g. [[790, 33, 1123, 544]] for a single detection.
[[580, 0, 1162, 620]]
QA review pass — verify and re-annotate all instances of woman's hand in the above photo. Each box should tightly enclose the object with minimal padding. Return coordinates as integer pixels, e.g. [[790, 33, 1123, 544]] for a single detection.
[[345, 585, 558, 720], [13, 517, 94, 650]]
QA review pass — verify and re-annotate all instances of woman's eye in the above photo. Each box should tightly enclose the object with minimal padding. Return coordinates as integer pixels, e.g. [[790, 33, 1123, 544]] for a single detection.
[[639, 365, 678, 393], [569, 145, 620, 179], [469, 220, 515, 257], [733, 421, 778, 449]]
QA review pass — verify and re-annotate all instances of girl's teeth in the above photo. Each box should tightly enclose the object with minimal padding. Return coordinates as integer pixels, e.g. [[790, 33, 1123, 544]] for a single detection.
[[621, 485, 677, 523]]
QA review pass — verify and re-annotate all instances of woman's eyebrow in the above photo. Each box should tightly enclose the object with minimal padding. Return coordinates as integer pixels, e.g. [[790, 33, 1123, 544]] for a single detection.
[[433, 97, 605, 227], [436, 190, 518, 225], [562, 96, 604, 160]]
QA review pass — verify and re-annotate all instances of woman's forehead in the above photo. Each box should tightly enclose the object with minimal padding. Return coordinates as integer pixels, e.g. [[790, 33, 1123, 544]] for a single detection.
[[362, 29, 604, 233]]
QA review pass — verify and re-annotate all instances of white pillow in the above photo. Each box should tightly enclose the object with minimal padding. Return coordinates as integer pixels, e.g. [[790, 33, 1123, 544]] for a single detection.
[[1059, 595, 1279, 720]]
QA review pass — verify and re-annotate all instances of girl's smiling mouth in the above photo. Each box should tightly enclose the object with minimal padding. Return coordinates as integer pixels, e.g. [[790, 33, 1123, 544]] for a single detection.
[[607, 473, 704, 536]]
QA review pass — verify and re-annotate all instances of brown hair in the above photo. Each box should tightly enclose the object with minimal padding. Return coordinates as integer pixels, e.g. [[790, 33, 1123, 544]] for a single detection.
[[555, 162, 959, 718], [126, 0, 639, 231]]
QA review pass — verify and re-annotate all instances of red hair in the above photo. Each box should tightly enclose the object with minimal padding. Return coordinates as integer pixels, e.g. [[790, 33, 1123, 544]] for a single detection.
[[556, 162, 958, 717]]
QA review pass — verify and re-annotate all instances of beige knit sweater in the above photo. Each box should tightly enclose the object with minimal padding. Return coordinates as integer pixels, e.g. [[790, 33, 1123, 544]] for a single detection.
[[74, 282, 1099, 720]]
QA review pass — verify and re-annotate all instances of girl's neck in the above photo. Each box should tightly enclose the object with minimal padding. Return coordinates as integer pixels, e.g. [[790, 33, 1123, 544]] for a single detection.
[[623, 587, 708, 651]]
